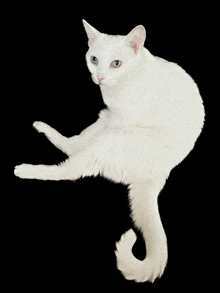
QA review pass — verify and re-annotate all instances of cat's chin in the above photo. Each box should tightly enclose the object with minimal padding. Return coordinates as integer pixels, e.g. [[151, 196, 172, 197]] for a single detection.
[[99, 81, 107, 86], [99, 81, 113, 87]]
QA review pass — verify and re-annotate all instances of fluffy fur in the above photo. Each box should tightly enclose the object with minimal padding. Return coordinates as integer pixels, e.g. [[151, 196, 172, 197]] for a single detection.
[[14, 20, 205, 283]]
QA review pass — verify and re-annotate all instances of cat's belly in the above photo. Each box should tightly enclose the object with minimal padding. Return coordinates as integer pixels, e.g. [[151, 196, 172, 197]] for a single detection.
[[86, 127, 188, 183]]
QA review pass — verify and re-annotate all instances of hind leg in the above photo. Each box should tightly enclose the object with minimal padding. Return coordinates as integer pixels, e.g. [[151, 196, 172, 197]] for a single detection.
[[14, 160, 75, 181], [14, 147, 101, 181]]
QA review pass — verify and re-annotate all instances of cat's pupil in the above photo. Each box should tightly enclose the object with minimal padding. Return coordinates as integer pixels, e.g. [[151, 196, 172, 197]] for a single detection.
[[110, 60, 122, 68], [91, 56, 98, 65]]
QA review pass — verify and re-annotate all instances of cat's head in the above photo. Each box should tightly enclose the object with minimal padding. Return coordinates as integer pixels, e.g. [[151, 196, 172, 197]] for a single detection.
[[83, 20, 146, 87]]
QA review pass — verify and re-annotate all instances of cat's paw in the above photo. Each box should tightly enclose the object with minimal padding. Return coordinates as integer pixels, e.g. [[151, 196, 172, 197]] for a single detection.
[[14, 164, 37, 179], [33, 121, 49, 134]]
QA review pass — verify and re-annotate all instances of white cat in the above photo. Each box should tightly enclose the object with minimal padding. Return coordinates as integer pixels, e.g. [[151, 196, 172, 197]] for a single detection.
[[14, 20, 205, 283]]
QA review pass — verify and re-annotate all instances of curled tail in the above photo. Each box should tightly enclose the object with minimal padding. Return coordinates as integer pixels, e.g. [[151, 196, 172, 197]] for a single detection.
[[115, 179, 168, 283]]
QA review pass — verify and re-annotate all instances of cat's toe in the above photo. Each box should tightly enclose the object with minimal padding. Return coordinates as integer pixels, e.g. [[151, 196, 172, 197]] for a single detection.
[[33, 121, 47, 133], [14, 164, 26, 178], [14, 164, 34, 179]]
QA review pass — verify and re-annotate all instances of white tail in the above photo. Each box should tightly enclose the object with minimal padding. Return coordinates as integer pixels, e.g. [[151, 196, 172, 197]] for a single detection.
[[115, 179, 168, 283]]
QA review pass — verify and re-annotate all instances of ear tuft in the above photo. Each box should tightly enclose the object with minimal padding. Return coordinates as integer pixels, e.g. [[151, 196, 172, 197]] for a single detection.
[[124, 25, 146, 55], [82, 19, 101, 47]]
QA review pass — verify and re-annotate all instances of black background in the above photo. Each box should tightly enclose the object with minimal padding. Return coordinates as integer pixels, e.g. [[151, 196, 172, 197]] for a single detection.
[[7, 2, 215, 291]]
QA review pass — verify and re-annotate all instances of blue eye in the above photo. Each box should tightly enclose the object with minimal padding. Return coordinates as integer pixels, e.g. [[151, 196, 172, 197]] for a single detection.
[[91, 56, 98, 65]]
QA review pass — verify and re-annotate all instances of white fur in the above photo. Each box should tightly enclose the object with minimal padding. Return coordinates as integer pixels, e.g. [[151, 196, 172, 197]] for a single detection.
[[14, 20, 205, 283]]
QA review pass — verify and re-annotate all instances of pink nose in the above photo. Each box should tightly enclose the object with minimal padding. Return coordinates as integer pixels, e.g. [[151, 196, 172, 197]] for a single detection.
[[97, 75, 105, 83]]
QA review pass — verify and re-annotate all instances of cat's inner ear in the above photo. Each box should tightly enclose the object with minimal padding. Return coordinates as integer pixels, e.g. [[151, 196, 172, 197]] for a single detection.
[[82, 19, 101, 47], [124, 25, 146, 55]]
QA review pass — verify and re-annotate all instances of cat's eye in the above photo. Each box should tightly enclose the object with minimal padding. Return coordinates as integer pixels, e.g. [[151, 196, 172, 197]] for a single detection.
[[110, 60, 122, 68], [91, 56, 98, 65]]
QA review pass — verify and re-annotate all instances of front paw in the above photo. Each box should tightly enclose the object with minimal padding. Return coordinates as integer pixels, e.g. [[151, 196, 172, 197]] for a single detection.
[[33, 121, 49, 134], [14, 164, 37, 179]]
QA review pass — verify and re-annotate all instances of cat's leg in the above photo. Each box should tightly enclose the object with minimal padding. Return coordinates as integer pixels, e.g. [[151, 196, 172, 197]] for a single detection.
[[67, 110, 107, 148], [33, 121, 77, 156], [14, 160, 78, 181], [15, 116, 107, 181], [14, 161, 72, 181], [33, 113, 106, 157], [14, 149, 100, 181]]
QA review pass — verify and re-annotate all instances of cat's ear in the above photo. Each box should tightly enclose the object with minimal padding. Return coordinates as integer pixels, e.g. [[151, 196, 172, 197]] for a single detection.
[[124, 25, 146, 55], [82, 19, 101, 47]]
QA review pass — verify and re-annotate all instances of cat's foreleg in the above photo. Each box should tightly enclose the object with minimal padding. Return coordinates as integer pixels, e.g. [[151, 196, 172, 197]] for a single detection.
[[68, 112, 106, 149], [33, 121, 77, 156], [33, 116, 106, 157]]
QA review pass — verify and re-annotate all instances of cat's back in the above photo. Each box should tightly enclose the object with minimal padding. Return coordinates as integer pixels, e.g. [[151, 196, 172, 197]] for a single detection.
[[147, 54, 204, 138]]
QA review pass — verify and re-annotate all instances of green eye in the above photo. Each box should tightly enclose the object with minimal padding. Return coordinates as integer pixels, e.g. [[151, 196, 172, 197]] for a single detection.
[[110, 60, 122, 68]]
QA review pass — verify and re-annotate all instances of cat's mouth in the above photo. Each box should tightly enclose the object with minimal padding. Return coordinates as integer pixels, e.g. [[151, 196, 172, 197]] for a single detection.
[[92, 75, 98, 85], [99, 81, 105, 86], [92, 75, 106, 86]]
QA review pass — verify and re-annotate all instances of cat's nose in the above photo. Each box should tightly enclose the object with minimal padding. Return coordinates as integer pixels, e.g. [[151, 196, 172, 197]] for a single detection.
[[97, 74, 105, 83]]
